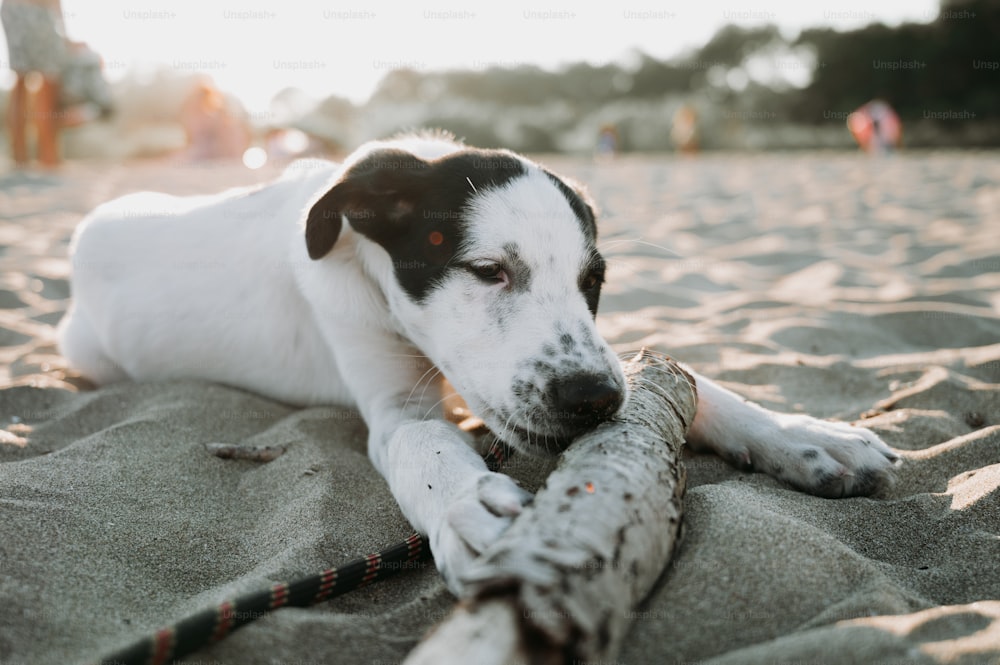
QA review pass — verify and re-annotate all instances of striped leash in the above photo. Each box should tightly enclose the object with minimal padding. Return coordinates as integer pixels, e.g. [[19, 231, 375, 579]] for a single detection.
[[96, 440, 512, 665]]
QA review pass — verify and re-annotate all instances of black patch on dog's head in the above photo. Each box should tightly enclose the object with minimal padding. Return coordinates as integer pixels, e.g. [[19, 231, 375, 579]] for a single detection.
[[543, 170, 598, 244], [580, 253, 605, 317], [305, 147, 528, 302], [307, 146, 608, 312], [542, 169, 605, 317]]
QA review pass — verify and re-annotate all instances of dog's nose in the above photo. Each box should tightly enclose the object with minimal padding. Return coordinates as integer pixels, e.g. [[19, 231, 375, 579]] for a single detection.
[[550, 373, 623, 435]]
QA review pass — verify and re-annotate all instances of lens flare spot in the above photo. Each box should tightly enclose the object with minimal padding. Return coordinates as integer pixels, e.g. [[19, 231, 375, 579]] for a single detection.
[[242, 147, 267, 170]]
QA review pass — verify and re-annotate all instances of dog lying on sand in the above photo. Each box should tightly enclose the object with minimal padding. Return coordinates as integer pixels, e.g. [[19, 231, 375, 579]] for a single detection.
[[59, 133, 900, 593]]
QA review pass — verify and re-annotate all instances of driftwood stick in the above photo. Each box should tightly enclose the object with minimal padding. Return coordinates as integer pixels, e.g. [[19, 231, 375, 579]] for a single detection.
[[404, 348, 697, 665]]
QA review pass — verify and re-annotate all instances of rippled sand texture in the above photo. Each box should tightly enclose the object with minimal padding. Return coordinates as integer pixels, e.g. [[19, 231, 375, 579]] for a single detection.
[[2, 152, 998, 665]]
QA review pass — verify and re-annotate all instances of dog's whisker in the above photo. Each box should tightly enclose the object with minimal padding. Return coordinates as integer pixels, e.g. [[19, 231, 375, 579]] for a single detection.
[[403, 365, 444, 414], [614, 351, 698, 393], [633, 372, 697, 401], [632, 363, 698, 393], [415, 370, 445, 413], [632, 377, 678, 405], [418, 391, 462, 422], [597, 237, 684, 257], [499, 409, 531, 454], [638, 367, 696, 388]]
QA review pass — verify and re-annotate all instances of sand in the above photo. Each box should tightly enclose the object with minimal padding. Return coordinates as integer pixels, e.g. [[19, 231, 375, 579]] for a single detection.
[[1, 152, 998, 665]]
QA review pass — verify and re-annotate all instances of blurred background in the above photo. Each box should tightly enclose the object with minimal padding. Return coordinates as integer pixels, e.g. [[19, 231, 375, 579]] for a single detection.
[[1, 0, 997, 168]]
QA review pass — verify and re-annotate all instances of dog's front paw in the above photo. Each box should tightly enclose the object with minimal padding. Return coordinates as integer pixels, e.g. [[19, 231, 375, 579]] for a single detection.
[[775, 416, 900, 498], [430, 472, 533, 595], [728, 415, 901, 498]]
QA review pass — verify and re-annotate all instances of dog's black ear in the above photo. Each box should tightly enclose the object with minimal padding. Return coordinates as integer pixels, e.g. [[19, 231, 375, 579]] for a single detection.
[[305, 186, 346, 260], [305, 149, 431, 260]]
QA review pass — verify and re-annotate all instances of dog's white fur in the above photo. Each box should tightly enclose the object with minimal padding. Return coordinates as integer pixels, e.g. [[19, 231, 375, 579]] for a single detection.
[[59, 134, 899, 594]]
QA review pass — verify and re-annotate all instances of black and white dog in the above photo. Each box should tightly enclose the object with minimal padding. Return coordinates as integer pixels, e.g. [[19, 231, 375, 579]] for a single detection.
[[59, 133, 899, 593]]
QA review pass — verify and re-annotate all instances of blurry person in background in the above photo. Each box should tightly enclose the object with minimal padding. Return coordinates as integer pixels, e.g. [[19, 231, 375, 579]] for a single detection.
[[671, 104, 699, 154], [848, 99, 902, 154], [178, 77, 250, 162], [59, 41, 114, 126], [2, 0, 69, 168], [595, 124, 619, 159]]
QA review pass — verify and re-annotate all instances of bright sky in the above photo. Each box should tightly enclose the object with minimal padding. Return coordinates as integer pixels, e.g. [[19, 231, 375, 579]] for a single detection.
[[1, 0, 940, 112]]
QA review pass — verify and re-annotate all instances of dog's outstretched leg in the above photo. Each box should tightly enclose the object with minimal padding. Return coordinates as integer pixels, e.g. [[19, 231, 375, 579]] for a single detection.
[[683, 368, 901, 497], [330, 330, 532, 596]]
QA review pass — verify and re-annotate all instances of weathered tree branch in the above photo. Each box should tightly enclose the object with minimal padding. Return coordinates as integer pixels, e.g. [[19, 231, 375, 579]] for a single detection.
[[404, 348, 697, 665]]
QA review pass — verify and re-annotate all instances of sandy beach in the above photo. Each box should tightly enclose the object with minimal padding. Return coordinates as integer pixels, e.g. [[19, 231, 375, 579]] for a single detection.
[[2, 151, 998, 665]]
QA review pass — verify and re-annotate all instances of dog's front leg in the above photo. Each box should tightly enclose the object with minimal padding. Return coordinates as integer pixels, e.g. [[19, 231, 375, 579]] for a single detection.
[[376, 419, 532, 594], [682, 368, 900, 498], [335, 337, 531, 595]]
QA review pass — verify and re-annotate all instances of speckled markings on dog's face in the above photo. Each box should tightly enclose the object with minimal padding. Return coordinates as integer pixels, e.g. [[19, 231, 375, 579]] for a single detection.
[[375, 151, 626, 454], [302, 137, 627, 454]]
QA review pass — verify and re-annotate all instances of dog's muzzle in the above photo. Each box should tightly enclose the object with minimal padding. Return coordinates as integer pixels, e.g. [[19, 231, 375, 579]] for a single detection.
[[548, 372, 624, 443]]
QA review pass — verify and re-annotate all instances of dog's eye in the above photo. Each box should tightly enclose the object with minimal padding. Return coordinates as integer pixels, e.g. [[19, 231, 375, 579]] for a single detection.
[[581, 271, 603, 290], [468, 263, 508, 285]]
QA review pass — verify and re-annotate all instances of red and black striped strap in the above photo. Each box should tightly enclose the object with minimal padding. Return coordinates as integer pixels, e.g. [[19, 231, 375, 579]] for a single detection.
[[98, 533, 429, 665], [95, 439, 510, 665]]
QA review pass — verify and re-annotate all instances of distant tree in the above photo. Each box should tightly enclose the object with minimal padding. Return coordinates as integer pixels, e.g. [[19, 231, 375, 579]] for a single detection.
[[369, 69, 426, 104], [347, 0, 999, 150], [791, 0, 1000, 124], [694, 24, 784, 68], [629, 53, 695, 98]]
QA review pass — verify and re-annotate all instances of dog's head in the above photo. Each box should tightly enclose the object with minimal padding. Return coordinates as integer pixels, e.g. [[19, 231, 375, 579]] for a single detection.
[[304, 139, 626, 455]]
